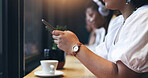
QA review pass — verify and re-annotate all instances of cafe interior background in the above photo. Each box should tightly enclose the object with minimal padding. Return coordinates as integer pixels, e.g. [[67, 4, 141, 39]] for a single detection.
[[0, 0, 95, 78]]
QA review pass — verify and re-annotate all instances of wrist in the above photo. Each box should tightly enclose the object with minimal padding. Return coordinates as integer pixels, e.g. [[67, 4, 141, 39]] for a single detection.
[[72, 42, 82, 56]]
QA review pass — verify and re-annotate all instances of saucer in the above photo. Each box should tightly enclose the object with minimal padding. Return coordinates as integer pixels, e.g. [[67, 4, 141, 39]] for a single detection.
[[34, 70, 64, 77]]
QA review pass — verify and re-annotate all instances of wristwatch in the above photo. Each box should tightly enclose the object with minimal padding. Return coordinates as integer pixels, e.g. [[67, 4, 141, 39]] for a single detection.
[[72, 42, 82, 56]]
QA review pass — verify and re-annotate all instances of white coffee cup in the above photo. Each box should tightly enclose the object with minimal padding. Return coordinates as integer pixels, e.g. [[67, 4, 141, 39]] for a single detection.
[[40, 60, 58, 74]]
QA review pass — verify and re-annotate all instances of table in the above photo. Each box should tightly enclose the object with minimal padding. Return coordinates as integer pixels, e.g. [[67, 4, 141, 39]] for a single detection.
[[24, 55, 97, 78]]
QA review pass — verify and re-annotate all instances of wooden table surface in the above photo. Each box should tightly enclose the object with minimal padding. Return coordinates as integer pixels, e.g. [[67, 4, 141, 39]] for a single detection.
[[24, 55, 96, 78]]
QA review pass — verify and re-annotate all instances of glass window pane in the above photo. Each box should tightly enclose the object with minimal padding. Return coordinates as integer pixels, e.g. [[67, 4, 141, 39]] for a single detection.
[[25, 0, 42, 57], [0, 0, 2, 76], [24, 0, 43, 74]]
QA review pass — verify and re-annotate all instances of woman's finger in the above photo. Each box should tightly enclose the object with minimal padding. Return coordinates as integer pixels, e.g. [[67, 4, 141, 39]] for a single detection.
[[52, 35, 59, 40], [52, 30, 64, 36], [54, 39, 59, 44]]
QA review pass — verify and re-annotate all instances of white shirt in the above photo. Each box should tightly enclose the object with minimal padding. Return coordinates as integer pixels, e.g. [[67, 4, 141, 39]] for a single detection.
[[86, 27, 105, 53], [96, 5, 148, 73]]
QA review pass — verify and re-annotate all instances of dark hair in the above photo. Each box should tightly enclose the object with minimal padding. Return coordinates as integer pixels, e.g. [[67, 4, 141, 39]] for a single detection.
[[85, 1, 99, 11], [132, 0, 148, 8]]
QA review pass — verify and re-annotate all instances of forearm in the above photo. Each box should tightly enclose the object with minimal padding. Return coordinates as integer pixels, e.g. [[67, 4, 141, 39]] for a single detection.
[[75, 45, 118, 78], [75, 45, 139, 78]]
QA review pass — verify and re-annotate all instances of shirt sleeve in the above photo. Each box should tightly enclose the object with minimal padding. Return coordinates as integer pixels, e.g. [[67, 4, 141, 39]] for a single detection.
[[109, 7, 148, 73], [95, 42, 108, 59]]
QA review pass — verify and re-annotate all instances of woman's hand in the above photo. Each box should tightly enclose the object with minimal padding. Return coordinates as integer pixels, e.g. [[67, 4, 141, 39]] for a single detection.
[[52, 30, 80, 53]]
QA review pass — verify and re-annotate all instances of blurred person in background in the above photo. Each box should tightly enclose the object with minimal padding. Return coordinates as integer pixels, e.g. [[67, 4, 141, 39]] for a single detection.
[[85, 0, 113, 53]]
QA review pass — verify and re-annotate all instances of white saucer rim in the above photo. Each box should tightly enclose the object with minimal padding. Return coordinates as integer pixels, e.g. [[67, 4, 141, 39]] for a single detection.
[[34, 70, 64, 77]]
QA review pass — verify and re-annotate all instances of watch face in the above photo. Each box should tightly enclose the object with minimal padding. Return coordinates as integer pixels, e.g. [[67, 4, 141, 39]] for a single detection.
[[73, 46, 79, 52]]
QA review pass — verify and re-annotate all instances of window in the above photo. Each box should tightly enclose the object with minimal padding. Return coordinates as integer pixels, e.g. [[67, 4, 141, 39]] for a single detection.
[[24, 0, 43, 74], [25, 0, 42, 57]]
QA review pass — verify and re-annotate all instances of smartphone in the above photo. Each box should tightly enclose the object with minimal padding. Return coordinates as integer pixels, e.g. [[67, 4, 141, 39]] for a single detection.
[[42, 19, 56, 31]]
